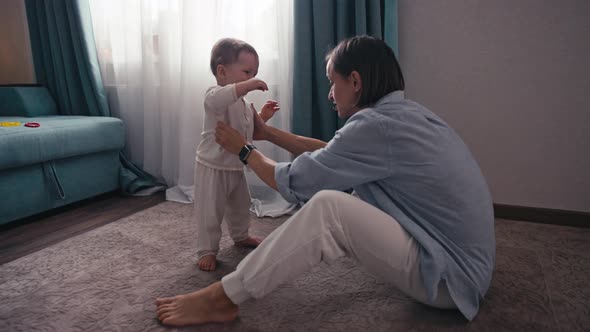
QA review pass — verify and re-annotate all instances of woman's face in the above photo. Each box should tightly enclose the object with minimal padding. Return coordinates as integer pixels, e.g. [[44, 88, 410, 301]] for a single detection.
[[326, 59, 360, 118]]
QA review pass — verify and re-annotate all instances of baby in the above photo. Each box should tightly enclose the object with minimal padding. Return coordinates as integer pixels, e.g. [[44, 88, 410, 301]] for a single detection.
[[194, 38, 279, 271]]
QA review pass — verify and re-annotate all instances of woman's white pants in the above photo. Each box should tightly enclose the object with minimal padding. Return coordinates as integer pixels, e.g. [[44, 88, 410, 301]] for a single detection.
[[221, 190, 455, 309]]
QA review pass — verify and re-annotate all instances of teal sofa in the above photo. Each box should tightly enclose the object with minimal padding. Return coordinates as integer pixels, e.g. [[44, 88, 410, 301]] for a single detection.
[[0, 85, 125, 225]]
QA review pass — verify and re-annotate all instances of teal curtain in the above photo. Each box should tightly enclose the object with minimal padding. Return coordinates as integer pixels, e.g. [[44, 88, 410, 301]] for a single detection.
[[293, 0, 398, 141], [25, 0, 107, 116], [25, 0, 162, 194]]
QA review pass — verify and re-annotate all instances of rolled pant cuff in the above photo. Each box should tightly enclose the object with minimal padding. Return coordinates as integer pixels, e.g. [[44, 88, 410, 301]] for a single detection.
[[197, 250, 218, 259], [221, 271, 251, 305], [232, 233, 250, 243]]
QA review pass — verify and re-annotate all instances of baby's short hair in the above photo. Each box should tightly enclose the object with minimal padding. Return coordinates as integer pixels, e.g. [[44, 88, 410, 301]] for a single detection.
[[210, 38, 258, 76]]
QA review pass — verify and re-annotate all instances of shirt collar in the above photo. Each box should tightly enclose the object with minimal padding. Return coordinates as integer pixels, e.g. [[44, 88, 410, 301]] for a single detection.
[[374, 90, 405, 108], [346, 90, 406, 124]]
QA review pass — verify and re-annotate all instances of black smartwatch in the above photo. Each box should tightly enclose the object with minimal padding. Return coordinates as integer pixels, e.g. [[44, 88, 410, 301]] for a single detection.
[[238, 144, 256, 165]]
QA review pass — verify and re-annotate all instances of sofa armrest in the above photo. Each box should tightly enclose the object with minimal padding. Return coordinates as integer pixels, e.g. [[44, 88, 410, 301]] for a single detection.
[[0, 84, 59, 117]]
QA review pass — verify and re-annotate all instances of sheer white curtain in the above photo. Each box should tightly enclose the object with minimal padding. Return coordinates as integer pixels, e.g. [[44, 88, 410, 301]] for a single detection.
[[89, 0, 296, 216]]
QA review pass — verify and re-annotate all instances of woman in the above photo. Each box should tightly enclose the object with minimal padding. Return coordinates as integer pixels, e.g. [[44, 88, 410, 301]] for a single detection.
[[156, 35, 495, 326]]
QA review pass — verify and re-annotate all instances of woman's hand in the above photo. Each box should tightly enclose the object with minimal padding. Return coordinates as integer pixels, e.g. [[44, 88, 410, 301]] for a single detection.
[[215, 121, 247, 155], [251, 103, 271, 141]]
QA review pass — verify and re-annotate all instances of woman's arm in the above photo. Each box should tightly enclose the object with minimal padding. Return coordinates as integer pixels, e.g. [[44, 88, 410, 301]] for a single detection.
[[251, 107, 327, 157], [216, 114, 390, 201], [215, 110, 329, 192], [243, 149, 277, 190], [215, 121, 278, 190], [265, 125, 327, 157]]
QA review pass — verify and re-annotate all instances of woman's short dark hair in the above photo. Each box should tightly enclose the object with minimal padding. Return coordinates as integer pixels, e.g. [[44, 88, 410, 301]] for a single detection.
[[210, 38, 259, 76], [326, 35, 404, 108]]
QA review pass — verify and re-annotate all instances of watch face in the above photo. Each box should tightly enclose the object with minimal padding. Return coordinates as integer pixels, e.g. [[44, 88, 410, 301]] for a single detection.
[[239, 145, 251, 162]]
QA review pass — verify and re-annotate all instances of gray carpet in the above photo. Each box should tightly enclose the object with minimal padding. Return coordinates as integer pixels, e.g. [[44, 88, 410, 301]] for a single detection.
[[0, 201, 588, 331]]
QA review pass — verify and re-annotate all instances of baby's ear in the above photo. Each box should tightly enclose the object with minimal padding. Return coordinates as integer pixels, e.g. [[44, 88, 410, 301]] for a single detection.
[[216, 64, 225, 77]]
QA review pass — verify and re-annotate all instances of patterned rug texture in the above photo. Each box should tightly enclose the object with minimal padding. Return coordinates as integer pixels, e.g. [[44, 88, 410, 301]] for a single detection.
[[1, 201, 586, 331]]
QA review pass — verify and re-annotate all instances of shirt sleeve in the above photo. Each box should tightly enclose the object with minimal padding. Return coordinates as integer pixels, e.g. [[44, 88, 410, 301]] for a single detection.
[[203, 84, 238, 114], [275, 114, 393, 203]]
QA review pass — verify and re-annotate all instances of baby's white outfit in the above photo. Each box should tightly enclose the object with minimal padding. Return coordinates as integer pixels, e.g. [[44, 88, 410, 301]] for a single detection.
[[195, 84, 254, 258]]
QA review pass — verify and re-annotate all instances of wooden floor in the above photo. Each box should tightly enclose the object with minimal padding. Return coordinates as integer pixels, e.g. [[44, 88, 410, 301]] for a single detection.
[[0, 191, 166, 265]]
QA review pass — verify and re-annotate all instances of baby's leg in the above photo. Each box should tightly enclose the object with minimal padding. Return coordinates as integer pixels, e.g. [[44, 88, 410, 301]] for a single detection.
[[194, 163, 229, 271], [224, 172, 262, 248]]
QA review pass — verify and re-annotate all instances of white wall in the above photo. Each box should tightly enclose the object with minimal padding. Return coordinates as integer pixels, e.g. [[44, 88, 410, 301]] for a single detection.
[[398, 0, 590, 212], [0, 0, 34, 84]]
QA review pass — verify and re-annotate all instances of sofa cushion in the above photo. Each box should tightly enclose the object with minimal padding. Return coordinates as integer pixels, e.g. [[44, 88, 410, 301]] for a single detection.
[[0, 85, 59, 117], [0, 116, 125, 170]]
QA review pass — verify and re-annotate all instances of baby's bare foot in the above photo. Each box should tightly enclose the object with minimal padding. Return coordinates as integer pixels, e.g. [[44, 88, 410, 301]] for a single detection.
[[197, 255, 217, 271], [156, 282, 238, 326], [234, 236, 262, 248]]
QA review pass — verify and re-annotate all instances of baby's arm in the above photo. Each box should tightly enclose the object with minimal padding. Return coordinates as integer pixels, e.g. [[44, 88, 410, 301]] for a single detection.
[[235, 78, 268, 98], [205, 80, 268, 113], [259, 100, 280, 122], [204, 85, 238, 113]]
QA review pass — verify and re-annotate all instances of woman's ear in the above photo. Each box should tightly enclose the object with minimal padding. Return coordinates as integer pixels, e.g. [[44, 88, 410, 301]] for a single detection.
[[350, 71, 362, 92]]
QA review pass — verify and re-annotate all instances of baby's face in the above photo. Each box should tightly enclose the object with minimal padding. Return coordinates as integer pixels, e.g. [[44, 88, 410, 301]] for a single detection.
[[220, 51, 259, 85]]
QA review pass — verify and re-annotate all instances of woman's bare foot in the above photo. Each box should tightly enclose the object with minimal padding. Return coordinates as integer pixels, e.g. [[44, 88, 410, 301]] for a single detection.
[[234, 236, 262, 248], [156, 281, 238, 326], [197, 255, 217, 271]]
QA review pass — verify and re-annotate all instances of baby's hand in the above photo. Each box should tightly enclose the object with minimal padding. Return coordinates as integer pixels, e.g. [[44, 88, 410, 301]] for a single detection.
[[247, 78, 268, 93], [236, 78, 268, 98], [259, 100, 280, 122]]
